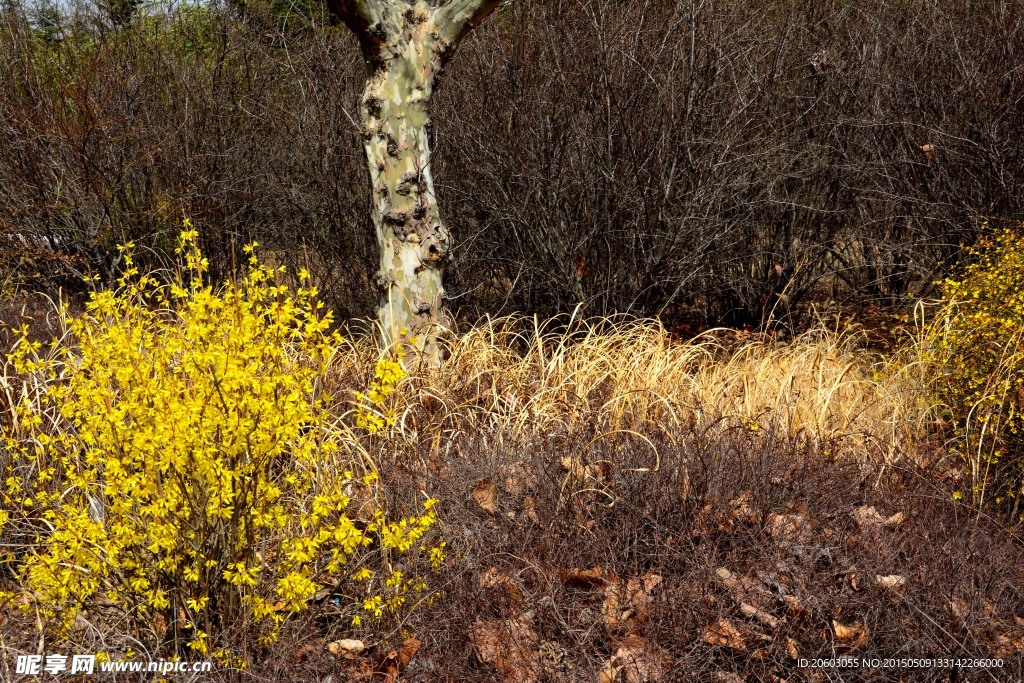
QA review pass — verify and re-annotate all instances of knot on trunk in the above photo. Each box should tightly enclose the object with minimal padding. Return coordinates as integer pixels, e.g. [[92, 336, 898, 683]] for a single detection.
[[384, 209, 410, 227], [374, 269, 396, 291], [396, 171, 425, 197], [362, 95, 383, 117], [403, 5, 429, 25], [419, 226, 450, 265]]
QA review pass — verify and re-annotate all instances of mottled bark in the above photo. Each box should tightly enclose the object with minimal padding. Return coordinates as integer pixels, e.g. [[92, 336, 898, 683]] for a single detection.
[[329, 0, 503, 363]]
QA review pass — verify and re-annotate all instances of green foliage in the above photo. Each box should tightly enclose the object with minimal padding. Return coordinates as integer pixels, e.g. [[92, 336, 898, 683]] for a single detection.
[[0, 226, 442, 661], [918, 224, 1024, 506]]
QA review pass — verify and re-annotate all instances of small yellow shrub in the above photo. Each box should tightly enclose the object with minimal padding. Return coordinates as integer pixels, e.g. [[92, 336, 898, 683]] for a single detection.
[[0, 227, 441, 657], [915, 223, 1024, 505]]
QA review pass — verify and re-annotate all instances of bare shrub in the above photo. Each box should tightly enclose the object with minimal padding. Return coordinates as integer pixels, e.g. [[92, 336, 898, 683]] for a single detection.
[[436, 0, 1024, 325]]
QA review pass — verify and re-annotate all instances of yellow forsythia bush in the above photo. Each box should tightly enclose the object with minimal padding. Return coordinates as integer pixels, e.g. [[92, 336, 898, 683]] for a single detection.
[[0, 227, 442, 658], [918, 224, 1024, 505]]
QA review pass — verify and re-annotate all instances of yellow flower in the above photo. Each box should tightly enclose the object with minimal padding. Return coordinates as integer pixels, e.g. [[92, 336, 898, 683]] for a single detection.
[[2, 228, 444, 652]]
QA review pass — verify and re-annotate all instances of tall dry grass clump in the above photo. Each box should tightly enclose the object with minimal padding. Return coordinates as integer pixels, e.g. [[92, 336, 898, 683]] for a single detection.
[[342, 314, 932, 467]]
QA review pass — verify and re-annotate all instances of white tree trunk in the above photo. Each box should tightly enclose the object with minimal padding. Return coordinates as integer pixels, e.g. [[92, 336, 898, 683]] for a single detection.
[[331, 0, 504, 363], [362, 2, 448, 359]]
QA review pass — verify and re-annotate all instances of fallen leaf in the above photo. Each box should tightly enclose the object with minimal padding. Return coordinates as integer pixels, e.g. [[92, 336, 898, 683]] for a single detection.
[[712, 671, 745, 682], [372, 636, 419, 683], [850, 505, 886, 528], [344, 481, 377, 524], [471, 611, 541, 683], [374, 652, 399, 683], [730, 491, 758, 524], [832, 620, 867, 650], [715, 567, 773, 610], [702, 619, 746, 651], [739, 602, 779, 629], [587, 461, 612, 483], [836, 569, 860, 591], [537, 640, 569, 675], [715, 567, 740, 588], [480, 567, 526, 605], [473, 479, 498, 514], [692, 502, 715, 537], [766, 513, 814, 544], [599, 663, 624, 683], [153, 612, 167, 639], [522, 496, 540, 525], [949, 598, 970, 624], [294, 643, 317, 661], [994, 632, 1024, 658], [783, 595, 809, 621], [398, 636, 420, 668], [874, 574, 906, 591], [850, 505, 904, 531], [561, 565, 611, 589], [603, 573, 662, 632], [501, 462, 539, 496], [606, 635, 669, 683], [884, 511, 906, 528], [678, 468, 691, 499]]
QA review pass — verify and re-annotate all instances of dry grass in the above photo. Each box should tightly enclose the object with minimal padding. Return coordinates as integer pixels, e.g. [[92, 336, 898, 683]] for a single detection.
[[331, 315, 932, 466]]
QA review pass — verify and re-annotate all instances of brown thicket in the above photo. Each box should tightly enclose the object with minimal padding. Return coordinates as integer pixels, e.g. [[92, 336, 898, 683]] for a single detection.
[[1, 0, 1022, 328]]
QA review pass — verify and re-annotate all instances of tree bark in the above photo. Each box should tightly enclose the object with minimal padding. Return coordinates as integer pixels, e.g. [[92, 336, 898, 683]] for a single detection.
[[329, 0, 503, 363]]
